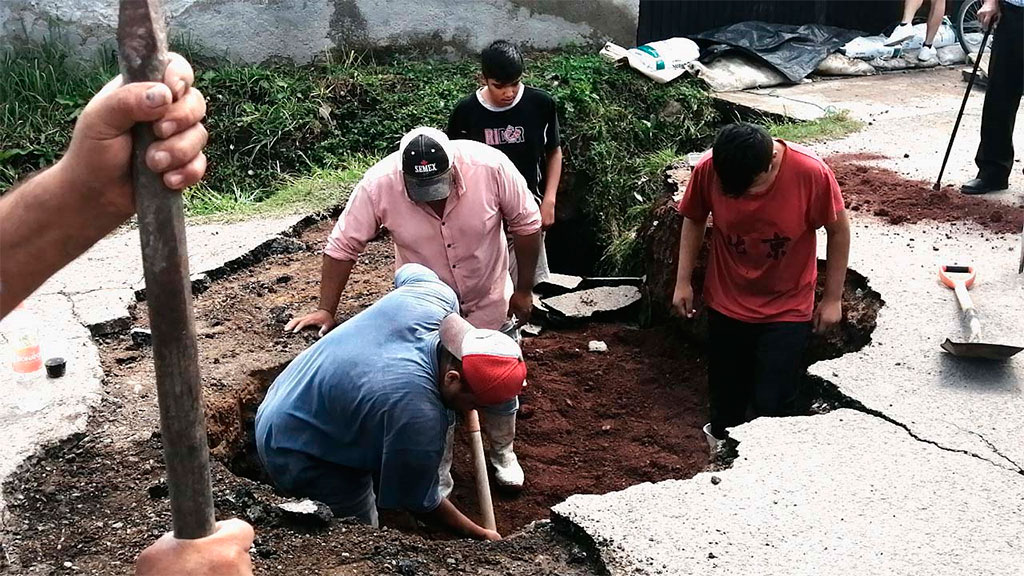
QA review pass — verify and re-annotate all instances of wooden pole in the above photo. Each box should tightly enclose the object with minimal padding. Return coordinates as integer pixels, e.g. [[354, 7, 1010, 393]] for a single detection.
[[117, 0, 216, 540], [465, 410, 497, 531]]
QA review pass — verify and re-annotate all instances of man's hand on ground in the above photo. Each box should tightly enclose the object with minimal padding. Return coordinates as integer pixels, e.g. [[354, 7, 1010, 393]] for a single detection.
[[671, 282, 696, 319], [135, 518, 254, 576], [812, 298, 842, 334], [508, 289, 533, 324], [58, 52, 207, 223], [540, 199, 556, 230], [479, 529, 502, 541], [285, 309, 337, 337]]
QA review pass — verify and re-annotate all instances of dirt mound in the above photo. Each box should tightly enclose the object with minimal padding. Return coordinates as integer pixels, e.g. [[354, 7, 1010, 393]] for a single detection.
[[829, 153, 1023, 235]]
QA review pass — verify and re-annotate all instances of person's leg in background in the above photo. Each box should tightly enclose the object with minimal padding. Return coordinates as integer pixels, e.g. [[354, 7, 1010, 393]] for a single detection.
[[918, 0, 947, 61], [888, 0, 926, 44], [751, 321, 813, 418], [966, 1, 1024, 193], [706, 309, 757, 443]]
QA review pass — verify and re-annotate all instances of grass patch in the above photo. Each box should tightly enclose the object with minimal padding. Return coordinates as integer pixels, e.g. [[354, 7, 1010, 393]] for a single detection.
[[2, 36, 720, 273], [767, 111, 863, 143]]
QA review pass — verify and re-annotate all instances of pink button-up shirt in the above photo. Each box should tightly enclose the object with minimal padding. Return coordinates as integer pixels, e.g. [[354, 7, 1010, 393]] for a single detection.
[[325, 140, 542, 330]]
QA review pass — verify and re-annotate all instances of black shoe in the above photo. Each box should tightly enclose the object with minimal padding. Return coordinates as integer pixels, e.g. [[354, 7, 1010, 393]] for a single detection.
[[961, 178, 1009, 195]]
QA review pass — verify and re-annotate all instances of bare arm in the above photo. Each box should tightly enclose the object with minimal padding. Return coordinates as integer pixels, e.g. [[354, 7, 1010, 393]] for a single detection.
[[671, 216, 708, 318], [1, 54, 205, 318], [814, 210, 851, 333], [0, 166, 119, 314], [423, 498, 500, 541], [508, 231, 542, 322], [540, 147, 563, 230]]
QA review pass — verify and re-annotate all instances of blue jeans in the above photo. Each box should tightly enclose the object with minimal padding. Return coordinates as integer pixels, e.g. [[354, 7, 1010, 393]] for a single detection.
[[258, 445, 379, 527]]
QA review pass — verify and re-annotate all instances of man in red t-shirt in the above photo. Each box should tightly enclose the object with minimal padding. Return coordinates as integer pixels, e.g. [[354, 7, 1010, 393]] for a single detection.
[[672, 123, 851, 446]]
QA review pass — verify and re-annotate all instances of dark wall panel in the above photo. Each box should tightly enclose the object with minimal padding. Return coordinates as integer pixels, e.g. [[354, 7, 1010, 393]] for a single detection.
[[636, 0, 960, 45]]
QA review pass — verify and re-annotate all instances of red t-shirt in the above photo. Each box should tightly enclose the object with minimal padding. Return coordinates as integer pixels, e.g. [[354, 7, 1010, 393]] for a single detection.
[[678, 141, 845, 323]]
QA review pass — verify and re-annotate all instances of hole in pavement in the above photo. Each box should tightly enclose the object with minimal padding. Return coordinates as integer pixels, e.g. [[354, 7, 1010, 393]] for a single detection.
[[206, 270, 881, 538], [207, 322, 713, 536]]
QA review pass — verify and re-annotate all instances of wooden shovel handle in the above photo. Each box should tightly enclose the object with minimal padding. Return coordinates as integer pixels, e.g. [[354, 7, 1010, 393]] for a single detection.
[[118, 0, 216, 540], [466, 410, 497, 531]]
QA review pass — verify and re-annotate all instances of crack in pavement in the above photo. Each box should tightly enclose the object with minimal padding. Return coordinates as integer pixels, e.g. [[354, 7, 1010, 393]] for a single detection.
[[831, 391, 1024, 477], [946, 421, 1024, 475]]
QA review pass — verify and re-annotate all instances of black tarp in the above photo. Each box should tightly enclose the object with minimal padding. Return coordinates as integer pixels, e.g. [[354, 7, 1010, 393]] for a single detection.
[[637, 0, 963, 45], [691, 22, 864, 82]]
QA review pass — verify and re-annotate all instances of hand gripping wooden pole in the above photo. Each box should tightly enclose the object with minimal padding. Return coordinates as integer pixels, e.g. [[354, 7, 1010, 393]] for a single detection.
[[117, 0, 216, 540]]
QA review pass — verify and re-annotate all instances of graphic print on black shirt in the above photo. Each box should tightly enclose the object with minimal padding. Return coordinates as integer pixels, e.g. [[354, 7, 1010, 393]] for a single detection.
[[447, 85, 560, 199]]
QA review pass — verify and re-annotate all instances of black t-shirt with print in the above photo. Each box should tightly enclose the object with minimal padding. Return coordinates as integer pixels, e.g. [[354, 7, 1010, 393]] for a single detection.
[[446, 86, 561, 200]]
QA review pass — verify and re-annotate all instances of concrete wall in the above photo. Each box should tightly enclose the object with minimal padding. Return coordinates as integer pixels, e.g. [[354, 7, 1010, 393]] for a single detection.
[[1, 0, 638, 63]]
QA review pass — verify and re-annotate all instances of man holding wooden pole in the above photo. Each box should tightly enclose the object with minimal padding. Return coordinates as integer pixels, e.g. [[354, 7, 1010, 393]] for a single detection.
[[256, 264, 523, 539]]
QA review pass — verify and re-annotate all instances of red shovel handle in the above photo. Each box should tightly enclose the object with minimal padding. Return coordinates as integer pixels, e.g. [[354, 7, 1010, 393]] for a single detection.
[[939, 265, 976, 289]]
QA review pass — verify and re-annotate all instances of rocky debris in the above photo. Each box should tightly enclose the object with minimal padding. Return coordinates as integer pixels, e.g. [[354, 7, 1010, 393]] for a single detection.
[[130, 328, 152, 348], [191, 272, 212, 294], [541, 286, 641, 320], [266, 237, 306, 256], [147, 480, 168, 499], [269, 306, 292, 325], [535, 273, 583, 295], [588, 340, 608, 353], [521, 323, 543, 337], [275, 499, 333, 529]]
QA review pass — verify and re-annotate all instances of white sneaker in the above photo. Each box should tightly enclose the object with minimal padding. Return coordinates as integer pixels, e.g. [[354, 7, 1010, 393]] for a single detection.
[[885, 23, 915, 46], [917, 45, 937, 63]]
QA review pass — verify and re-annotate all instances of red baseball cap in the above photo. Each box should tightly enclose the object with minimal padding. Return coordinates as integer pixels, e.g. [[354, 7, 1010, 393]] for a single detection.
[[440, 314, 526, 405]]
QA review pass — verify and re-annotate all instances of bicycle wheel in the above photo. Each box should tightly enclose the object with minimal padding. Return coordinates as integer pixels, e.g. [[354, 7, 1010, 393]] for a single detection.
[[957, 0, 991, 56]]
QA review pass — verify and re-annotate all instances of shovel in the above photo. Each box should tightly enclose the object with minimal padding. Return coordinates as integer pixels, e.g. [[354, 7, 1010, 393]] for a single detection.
[[465, 410, 497, 532], [118, 0, 216, 539], [938, 265, 1023, 360]]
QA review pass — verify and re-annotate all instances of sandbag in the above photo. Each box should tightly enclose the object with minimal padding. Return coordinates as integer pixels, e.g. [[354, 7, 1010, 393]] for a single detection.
[[599, 38, 700, 84], [685, 55, 789, 92], [692, 22, 863, 82], [867, 44, 966, 70], [815, 53, 877, 76]]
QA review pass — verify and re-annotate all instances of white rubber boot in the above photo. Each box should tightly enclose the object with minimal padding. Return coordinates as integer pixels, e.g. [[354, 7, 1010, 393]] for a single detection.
[[703, 423, 725, 458], [437, 421, 455, 498], [482, 412, 524, 489]]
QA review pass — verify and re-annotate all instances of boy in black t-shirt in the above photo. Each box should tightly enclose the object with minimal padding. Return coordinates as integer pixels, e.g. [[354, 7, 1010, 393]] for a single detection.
[[447, 40, 562, 287]]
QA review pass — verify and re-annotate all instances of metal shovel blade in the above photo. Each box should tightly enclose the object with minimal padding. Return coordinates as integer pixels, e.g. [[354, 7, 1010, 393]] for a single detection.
[[941, 338, 1024, 360]]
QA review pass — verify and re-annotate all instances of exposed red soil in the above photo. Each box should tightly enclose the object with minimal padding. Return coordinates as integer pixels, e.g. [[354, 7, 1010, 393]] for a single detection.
[[2, 216, 709, 574], [829, 153, 1023, 235]]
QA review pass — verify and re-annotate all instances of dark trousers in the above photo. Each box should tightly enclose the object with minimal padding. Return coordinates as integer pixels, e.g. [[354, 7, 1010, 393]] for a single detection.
[[976, 2, 1024, 184], [707, 309, 811, 439]]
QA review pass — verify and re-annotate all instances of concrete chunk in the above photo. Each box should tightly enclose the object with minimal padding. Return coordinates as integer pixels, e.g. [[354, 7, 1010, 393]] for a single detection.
[[535, 273, 583, 295], [541, 286, 641, 319], [275, 499, 333, 528], [74, 289, 135, 336]]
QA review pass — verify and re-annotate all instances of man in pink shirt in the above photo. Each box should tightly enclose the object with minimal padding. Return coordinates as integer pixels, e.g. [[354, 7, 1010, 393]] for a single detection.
[[286, 126, 542, 490]]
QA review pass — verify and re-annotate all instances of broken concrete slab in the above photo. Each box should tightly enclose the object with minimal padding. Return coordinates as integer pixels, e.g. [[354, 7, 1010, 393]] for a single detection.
[[521, 323, 543, 337], [541, 286, 641, 320], [553, 410, 1024, 576], [275, 499, 333, 528], [73, 288, 136, 336], [535, 273, 583, 295], [811, 221, 1024, 472]]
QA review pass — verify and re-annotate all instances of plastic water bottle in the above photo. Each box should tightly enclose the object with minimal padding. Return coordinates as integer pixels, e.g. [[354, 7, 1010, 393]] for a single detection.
[[6, 303, 48, 412]]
